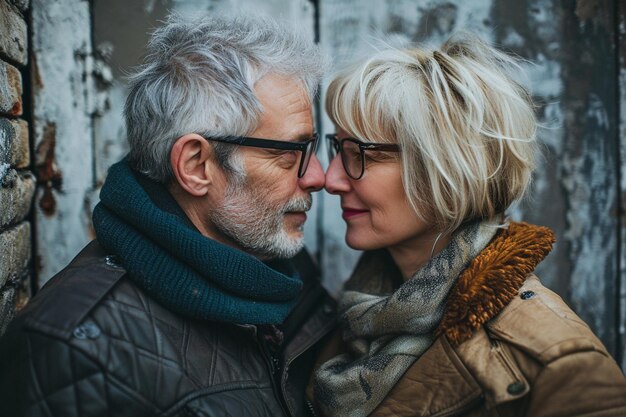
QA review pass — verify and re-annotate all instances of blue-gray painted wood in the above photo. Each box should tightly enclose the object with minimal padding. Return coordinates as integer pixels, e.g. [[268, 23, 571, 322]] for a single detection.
[[30, 0, 626, 368]]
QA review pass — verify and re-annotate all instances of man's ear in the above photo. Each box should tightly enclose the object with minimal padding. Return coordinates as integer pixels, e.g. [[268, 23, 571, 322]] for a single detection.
[[170, 134, 215, 196]]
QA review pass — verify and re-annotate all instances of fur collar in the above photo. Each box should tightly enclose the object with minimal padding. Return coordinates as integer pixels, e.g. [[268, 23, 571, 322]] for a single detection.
[[436, 222, 555, 347]]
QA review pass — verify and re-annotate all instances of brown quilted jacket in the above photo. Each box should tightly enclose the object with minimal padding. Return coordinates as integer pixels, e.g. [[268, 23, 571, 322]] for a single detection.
[[310, 222, 626, 417]]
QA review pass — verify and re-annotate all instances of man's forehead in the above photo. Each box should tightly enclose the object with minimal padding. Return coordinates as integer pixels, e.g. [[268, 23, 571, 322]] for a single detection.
[[255, 73, 309, 106], [252, 73, 314, 142]]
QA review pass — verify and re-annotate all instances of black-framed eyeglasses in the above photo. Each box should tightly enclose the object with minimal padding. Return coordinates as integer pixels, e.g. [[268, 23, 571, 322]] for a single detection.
[[325, 134, 400, 180], [201, 133, 319, 178]]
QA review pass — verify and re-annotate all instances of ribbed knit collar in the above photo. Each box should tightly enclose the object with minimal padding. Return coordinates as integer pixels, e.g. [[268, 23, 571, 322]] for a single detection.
[[92, 159, 302, 324]]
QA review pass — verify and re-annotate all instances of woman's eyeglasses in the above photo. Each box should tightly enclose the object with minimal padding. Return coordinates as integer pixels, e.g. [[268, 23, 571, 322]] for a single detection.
[[325, 134, 400, 180], [201, 134, 319, 178]]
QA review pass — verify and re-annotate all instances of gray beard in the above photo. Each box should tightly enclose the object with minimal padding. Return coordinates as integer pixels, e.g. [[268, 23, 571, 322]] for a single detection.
[[209, 179, 312, 259]]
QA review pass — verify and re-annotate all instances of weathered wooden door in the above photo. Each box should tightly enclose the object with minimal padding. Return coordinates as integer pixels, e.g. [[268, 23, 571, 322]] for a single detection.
[[30, 0, 626, 370]]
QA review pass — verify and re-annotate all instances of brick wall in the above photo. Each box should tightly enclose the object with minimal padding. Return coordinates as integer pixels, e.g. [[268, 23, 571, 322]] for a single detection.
[[0, 0, 32, 335]]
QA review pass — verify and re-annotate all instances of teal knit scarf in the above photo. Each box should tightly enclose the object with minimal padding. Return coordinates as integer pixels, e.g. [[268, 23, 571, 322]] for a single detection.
[[92, 159, 302, 324]]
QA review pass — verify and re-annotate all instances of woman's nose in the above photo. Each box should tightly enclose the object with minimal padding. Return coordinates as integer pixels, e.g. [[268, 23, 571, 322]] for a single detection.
[[325, 155, 352, 195]]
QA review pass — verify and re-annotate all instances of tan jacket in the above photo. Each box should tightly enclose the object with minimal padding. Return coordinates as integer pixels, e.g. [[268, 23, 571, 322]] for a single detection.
[[311, 223, 626, 416]]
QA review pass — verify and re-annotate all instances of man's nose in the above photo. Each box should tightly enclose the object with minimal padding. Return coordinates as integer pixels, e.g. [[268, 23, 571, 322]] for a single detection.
[[298, 154, 325, 192], [324, 155, 351, 195]]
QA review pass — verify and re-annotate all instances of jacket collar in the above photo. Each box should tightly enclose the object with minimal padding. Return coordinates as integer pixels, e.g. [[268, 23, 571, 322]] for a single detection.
[[348, 222, 556, 347], [20, 241, 128, 341], [369, 222, 555, 416], [436, 222, 555, 346]]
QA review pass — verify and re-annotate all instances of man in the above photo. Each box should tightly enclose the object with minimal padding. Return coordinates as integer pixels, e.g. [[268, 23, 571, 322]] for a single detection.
[[0, 14, 335, 416]]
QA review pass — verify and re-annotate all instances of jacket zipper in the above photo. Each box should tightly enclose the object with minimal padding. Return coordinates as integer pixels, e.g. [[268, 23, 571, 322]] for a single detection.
[[256, 331, 290, 417], [305, 399, 318, 417], [280, 318, 334, 416], [490, 339, 524, 385]]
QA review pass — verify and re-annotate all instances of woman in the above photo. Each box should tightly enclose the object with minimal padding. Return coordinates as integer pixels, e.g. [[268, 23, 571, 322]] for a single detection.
[[308, 34, 626, 416]]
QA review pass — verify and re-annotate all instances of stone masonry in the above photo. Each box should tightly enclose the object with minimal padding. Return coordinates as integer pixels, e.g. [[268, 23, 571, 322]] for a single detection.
[[0, 0, 32, 335]]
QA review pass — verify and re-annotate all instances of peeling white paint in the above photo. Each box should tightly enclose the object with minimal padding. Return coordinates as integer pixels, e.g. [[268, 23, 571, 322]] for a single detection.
[[32, 0, 96, 284], [560, 92, 616, 341], [454, 0, 493, 34], [170, 0, 314, 30], [588, 94, 610, 129], [502, 27, 525, 48], [529, 0, 560, 40], [538, 101, 564, 152], [618, 60, 626, 369], [94, 81, 128, 181], [524, 53, 562, 98]]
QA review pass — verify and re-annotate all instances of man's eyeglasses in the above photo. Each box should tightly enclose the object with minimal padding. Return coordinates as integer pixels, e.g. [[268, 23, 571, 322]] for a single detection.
[[325, 134, 400, 180], [201, 134, 319, 178]]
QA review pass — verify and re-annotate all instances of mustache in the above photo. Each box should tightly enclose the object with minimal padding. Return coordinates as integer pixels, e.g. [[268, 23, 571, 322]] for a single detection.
[[282, 196, 312, 213]]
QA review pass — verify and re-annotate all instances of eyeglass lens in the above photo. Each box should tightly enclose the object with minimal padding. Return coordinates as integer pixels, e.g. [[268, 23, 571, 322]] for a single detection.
[[326, 138, 339, 162], [298, 137, 319, 178], [342, 140, 363, 179], [327, 137, 365, 179]]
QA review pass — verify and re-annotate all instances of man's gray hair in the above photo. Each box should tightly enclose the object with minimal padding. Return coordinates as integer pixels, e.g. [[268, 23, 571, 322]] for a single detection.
[[124, 14, 325, 183]]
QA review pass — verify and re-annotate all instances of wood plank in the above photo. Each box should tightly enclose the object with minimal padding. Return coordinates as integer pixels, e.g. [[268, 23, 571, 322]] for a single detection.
[[32, 0, 96, 285], [540, 0, 619, 357], [617, 0, 626, 369], [492, 0, 620, 362]]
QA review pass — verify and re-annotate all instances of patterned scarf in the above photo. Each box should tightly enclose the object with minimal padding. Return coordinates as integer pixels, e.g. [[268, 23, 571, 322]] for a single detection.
[[312, 219, 501, 417]]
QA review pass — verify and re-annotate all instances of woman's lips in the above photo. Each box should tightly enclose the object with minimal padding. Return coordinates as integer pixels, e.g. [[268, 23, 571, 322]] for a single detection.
[[342, 208, 368, 219]]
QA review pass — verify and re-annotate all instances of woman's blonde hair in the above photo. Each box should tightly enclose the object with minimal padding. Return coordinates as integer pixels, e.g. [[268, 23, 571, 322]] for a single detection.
[[326, 32, 537, 234]]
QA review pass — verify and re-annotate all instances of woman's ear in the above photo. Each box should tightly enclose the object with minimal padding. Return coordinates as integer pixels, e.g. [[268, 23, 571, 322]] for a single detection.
[[170, 134, 215, 196]]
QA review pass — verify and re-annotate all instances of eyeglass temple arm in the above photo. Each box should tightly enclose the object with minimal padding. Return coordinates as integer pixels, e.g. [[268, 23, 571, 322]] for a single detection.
[[360, 143, 400, 152], [208, 136, 311, 151]]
